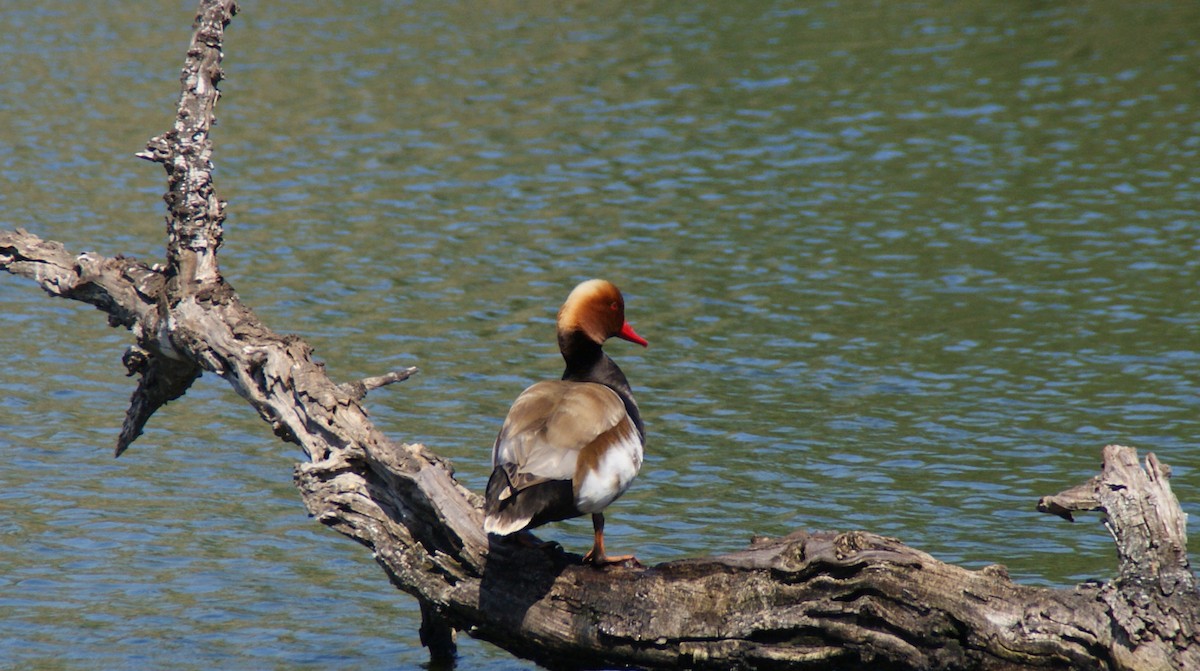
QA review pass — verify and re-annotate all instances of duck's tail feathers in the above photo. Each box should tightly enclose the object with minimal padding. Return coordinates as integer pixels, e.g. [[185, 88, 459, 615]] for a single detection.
[[483, 467, 533, 536]]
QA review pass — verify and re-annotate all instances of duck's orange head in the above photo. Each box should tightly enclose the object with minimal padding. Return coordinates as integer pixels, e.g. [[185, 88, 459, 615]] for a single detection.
[[556, 279, 648, 348]]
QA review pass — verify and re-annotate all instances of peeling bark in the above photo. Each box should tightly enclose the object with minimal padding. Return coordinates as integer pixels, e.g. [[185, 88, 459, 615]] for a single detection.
[[2, 2, 1198, 669]]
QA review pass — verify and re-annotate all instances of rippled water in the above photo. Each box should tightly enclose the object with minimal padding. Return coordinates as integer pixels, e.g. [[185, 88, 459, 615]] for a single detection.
[[2, 1, 1199, 669]]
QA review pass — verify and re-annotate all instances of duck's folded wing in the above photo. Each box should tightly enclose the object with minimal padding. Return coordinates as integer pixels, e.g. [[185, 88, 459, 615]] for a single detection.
[[491, 380, 627, 494], [572, 413, 643, 513]]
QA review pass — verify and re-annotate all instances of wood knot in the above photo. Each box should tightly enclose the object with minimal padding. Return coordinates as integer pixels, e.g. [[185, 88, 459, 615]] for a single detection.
[[122, 345, 151, 376], [981, 564, 1010, 580], [833, 531, 873, 559]]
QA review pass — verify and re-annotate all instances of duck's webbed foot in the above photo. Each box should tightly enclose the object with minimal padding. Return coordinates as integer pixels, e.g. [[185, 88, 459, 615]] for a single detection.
[[582, 512, 642, 568]]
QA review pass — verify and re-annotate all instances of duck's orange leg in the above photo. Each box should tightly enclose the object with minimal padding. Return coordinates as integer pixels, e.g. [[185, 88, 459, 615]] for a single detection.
[[582, 513, 641, 567]]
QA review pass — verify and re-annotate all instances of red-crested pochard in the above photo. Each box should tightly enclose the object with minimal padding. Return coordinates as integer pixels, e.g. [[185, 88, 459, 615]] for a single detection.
[[484, 279, 648, 566]]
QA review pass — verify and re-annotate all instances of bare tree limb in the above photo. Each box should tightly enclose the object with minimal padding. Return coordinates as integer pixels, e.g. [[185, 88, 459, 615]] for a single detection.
[[136, 0, 234, 289], [3, 2, 1199, 669], [0, 228, 157, 329], [338, 366, 420, 402]]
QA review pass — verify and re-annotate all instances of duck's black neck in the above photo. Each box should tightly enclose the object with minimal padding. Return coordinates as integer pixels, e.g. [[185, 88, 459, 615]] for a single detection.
[[559, 330, 644, 439]]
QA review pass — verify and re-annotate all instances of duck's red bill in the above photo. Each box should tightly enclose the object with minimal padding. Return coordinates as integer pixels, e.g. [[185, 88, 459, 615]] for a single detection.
[[618, 322, 648, 347]]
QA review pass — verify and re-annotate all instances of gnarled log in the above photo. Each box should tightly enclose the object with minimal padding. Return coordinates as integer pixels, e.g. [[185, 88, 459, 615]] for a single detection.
[[2, 2, 1198, 669]]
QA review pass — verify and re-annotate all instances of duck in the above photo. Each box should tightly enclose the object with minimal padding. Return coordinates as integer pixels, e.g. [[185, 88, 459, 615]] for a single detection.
[[484, 279, 648, 566]]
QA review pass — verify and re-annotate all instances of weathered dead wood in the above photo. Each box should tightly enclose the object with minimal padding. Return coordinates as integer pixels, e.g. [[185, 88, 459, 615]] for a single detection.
[[1037, 446, 1199, 671], [2, 2, 1198, 670]]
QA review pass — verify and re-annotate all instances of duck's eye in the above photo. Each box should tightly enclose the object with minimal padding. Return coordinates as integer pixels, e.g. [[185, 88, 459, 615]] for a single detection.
[[610, 301, 619, 312]]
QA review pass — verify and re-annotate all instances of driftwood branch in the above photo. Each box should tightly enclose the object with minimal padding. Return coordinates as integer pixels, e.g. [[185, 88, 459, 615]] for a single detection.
[[2, 2, 1199, 669], [338, 366, 420, 402]]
